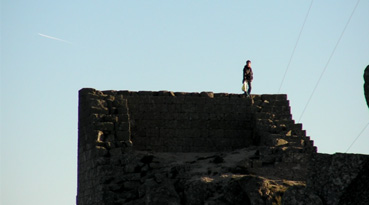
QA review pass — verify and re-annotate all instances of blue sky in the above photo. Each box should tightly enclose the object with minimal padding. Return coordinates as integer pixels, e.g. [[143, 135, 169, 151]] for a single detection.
[[1, 1, 368, 204]]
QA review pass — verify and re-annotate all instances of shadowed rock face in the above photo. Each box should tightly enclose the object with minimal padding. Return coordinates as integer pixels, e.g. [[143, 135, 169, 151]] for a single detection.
[[365, 65, 369, 108]]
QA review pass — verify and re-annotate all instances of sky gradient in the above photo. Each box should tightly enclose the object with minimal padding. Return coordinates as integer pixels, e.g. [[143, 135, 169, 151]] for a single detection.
[[1, 1, 369, 204]]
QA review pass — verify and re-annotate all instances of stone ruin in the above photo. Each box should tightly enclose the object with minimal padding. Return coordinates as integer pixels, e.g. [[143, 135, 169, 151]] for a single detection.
[[77, 87, 369, 205]]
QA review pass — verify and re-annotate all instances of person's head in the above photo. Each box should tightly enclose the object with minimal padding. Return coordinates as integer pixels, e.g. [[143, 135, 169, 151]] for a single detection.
[[246, 60, 251, 67]]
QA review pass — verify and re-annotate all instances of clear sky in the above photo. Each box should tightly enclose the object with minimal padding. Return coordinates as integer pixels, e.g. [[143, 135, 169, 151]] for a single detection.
[[1, 1, 368, 204]]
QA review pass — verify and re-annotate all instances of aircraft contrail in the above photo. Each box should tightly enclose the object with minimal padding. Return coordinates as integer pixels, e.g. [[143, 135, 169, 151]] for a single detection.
[[38, 33, 72, 44]]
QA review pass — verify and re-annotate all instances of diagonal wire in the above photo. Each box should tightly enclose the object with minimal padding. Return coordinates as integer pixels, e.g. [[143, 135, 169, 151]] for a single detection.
[[345, 122, 369, 153], [278, 0, 314, 93], [298, 0, 361, 123]]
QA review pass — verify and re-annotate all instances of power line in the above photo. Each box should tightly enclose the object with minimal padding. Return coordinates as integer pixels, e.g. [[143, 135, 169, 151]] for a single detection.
[[278, 0, 314, 93], [298, 0, 361, 123], [345, 122, 369, 153]]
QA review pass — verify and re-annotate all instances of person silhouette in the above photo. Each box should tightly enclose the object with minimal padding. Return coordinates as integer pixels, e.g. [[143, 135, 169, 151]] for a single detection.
[[242, 60, 253, 97]]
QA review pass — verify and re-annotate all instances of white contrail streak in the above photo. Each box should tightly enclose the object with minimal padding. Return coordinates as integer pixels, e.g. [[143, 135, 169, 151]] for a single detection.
[[38, 33, 72, 44]]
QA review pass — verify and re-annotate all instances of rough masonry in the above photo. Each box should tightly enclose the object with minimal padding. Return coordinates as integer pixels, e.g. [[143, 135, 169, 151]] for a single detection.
[[77, 88, 368, 205]]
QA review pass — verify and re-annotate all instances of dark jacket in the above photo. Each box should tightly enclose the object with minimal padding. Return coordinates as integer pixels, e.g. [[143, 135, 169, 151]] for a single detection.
[[243, 65, 253, 82]]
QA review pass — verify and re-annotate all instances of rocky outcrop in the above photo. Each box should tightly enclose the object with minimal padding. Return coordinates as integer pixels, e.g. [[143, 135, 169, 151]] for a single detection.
[[95, 148, 308, 205], [339, 157, 369, 204], [282, 153, 369, 205], [364, 65, 369, 108]]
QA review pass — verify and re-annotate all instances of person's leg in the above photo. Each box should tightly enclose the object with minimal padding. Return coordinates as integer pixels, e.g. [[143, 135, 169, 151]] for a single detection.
[[243, 82, 248, 96], [247, 81, 252, 95]]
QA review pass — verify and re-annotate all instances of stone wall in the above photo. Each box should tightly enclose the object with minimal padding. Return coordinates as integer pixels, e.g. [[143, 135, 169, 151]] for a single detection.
[[77, 88, 316, 205], [77, 88, 132, 204], [125, 91, 255, 152]]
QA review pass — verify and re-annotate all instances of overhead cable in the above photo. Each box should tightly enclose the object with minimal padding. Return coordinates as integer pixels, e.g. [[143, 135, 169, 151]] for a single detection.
[[278, 0, 314, 93], [345, 122, 369, 153], [298, 0, 361, 122]]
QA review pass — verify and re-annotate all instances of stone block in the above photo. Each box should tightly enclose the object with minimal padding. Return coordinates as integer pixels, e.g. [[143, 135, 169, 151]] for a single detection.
[[294, 123, 303, 130], [132, 128, 146, 138], [275, 94, 288, 101], [158, 90, 175, 96], [79, 88, 97, 96], [161, 112, 178, 120], [110, 148, 124, 156], [224, 120, 241, 129], [184, 96, 206, 104], [146, 128, 160, 138], [213, 97, 229, 105], [190, 119, 207, 128], [112, 95, 126, 105], [116, 122, 130, 131], [138, 91, 153, 96], [95, 146, 109, 157], [177, 119, 191, 129], [273, 100, 289, 107], [162, 120, 177, 129], [143, 111, 161, 120], [200, 91, 214, 98], [105, 134, 115, 142], [90, 106, 109, 114], [89, 98, 108, 109], [116, 131, 130, 141], [208, 112, 220, 120], [208, 129, 224, 138], [150, 137, 163, 146], [117, 107, 128, 114], [160, 128, 176, 138], [95, 122, 115, 131], [228, 94, 242, 99], [204, 97, 215, 105], [116, 114, 130, 122], [117, 90, 131, 96], [102, 115, 118, 123], [96, 130, 105, 142], [214, 93, 229, 97], [261, 94, 278, 101], [181, 129, 198, 138], [173, 96, 186, 103], [166, 104, 178, 113], [208, 120, 222, 129], [181, 103, 198, 112]]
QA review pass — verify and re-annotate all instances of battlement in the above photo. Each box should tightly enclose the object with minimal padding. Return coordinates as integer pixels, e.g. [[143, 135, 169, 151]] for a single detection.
[[77, 88, 316, 204]]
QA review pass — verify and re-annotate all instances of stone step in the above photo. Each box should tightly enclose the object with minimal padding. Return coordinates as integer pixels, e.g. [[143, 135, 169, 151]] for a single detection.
[[292, 129, 306, 137], [293, 123, 303, 131], [304, 138, 314, 147], [255, 119, 306, 135], [269, 134, 308, 140], [253, 99, 289, 107], [259, 106, 290, 113], [270, 134, 308, 145], [274, 119, 295, 127], [261, 134, 303, 147], [258, 111, 292, 119], [254, 112, 274, 119]]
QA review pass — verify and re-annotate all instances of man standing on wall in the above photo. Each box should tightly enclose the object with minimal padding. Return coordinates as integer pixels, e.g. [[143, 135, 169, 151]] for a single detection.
[[242, 60, 253, 97]]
